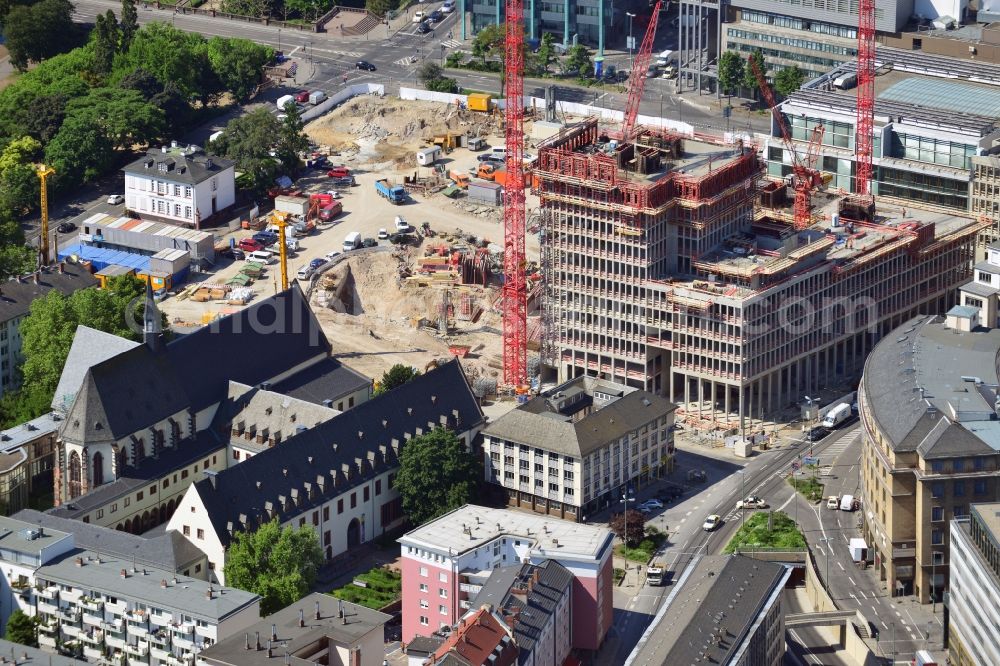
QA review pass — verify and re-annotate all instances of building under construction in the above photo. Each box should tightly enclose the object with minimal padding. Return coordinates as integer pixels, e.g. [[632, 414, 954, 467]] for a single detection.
[[536, 118, 985, 427]]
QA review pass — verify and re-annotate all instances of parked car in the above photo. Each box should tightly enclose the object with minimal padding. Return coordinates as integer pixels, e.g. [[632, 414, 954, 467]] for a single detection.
[[297, 265, 315, 280], [107, 194, 125, 205], [657, 484, 684, 501], [356, 60, 377, 71], [442, 0, 455, 11], [253, 231, 278, 246], [827, 496, 841, 510], [324, 250, 342, 261], [412, 10, 425, 22], [736, 496, 768, 510], [477, 153, 505, 164], [429, 9, 443, 21], [295, 90, 311, 103], [637, 499, 664, 513], [687, 469, 707, 483], [702, 514, 722, 531], [327, 166, 351, 178], [308, 257, 326, 270], [219, 247, 245, 260], [238, 238, 263, 253], [362, 237, 378, 248], [806, 426, 829, 442], [416, 21, 431, 33], [330, 176, 356, 187], [56, 222, 77, 234], [378, 228, 390, 239]]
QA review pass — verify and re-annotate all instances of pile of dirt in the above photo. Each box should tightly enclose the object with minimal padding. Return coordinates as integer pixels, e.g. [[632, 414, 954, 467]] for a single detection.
[[305, 96, 499, 168]]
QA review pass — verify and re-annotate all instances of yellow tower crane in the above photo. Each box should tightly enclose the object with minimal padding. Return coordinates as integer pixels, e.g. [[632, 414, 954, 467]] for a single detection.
[[271, 210, 291, 291], [36, 164, 55, 266]]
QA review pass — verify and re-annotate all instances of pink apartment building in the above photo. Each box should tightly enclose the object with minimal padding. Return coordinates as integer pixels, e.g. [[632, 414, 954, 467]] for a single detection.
[[398, 504, 614, 652]]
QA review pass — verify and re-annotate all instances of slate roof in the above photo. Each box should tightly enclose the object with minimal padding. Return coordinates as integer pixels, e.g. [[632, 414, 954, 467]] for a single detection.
[[14, 509, 206, 574], [192, 359, 483, 547], [123, 147, 235, 186], [629, 556, 789, 666], [406, 635, 446, 657], [58, 285, 331, 444], [484, 381, 673, 458], [0, 266, 98, 324], [472, 561, 573, 664], [960, 280, 999, 298], [199, 593, 388, 666], [52, 326, 141, 413], [219, 381, 339, 452], [271, 356, 372, 406], [165, 284, 331, 412], [861, 315, 1000, 456]]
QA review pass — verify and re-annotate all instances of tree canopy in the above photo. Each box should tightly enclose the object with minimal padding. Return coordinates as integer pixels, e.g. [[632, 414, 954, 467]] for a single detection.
[[609, 509, 647, 547], [2, 0, 77, 72], [211, 107, 306, 196], [774, 65, 805, 97], [374, 364, 419, 396], [223, 520, 324, 615], [564, 44, 594, 78], [717, 51, 744, 96], [742, 49, 766, 95], [394, 427, 479, 526], [3, 610, 37, 647]]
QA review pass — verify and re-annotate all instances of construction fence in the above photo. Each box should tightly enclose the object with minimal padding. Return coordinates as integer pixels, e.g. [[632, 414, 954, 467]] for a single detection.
[[301, 83, 386, 123]]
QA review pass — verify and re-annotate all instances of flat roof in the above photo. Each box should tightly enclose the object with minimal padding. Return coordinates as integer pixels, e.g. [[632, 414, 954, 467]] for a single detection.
[[880, 76, 1000, 118], [399, 504, 612, 562], [972, 502, 1000, 539], [199, 593, 388, 665], [0, 515, 73, 555], [37, 550, 259, 623], [625, 556, 789, 666], [0, 412, 61, 451]]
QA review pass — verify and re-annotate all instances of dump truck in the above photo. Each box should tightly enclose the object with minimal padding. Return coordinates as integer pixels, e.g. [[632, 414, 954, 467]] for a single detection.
[[375, 178, 407, 204], [449, 170, 471, 189], [647, 562, 666, 586]]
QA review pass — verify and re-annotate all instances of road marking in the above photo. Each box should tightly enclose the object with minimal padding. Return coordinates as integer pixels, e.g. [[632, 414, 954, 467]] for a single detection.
[[859, 590, 867, 598], [850, 593, 858, 602], [837, 518, 842, 527], [441, 39, 462, 48], [837, 561, 845, 571], [872, 605, 878, 615], [848, 576, 856, 586], [881, 621, 888, 630], [289, 45, 301, 56], [685, 511, 692, 516]]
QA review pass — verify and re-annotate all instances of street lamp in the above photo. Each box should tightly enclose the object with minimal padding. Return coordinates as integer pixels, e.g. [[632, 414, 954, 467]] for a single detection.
[[626, 12, 636, 70], [659, 94, 664, 128], [737, 469, 746, 532], [441, 44, 446, 65], [278, 28, 282, 53], [620, 492, 635, 574], [819, 536, 834, 594]]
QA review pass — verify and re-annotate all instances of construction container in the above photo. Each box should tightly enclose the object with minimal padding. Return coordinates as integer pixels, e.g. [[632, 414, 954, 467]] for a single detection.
[[467, 93, 492, 112], [468, 181, 502, 205], [531, 120, 564, 142], [150, 248, 190, 276], [275, 194, 309, 217], [80, 213, 215, 263], [416, 146, 442, 166], [94, 264, 136, 289]]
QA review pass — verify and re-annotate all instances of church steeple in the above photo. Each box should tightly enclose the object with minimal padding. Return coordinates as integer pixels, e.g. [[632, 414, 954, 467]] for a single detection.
[[144, 280, 163, 352]]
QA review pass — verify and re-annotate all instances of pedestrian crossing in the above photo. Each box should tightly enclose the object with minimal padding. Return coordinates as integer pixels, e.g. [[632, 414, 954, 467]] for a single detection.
[[441, 39, 462, 48], [816, 428, 861, 465], [393, 55, 419, 66]]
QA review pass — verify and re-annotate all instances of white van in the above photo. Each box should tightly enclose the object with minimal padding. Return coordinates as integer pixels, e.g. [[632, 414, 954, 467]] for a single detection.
[[343, 231, 362, 252], [840, 494, 856, 511], [442, 0, 455, 11], [491, 146, 507, 160], [296, 265, 315, 280], [247, 250, 275, 265]]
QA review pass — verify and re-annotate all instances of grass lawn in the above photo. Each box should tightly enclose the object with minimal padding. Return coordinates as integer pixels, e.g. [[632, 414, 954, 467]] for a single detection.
[[330, 566, 401, 610], [789, 474, 825, 502], [723, 511, 806, 554], [613, 525, 667, 563]]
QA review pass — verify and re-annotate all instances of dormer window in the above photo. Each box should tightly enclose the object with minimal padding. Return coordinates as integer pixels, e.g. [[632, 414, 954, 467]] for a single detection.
[[157, 163, 167, 173]]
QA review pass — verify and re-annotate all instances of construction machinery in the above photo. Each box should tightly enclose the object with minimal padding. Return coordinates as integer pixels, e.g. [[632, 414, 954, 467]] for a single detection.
[[36, 164, 55, 266], [751, 60, 825, 230], [272, 211, 291, 291], [855, 0, 875, 197], [502, 0, 527, 387], [621, 1, 664, 140]]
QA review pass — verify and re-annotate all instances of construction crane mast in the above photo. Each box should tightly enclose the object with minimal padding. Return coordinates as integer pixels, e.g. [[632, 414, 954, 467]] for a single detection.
[[621, 0, 664, 139], [751, 60, 824, 229], [37, 164, 55, 266], [855, 0, 876, 196], [502, 0, 527, 387], [272, 211, 291, 291]]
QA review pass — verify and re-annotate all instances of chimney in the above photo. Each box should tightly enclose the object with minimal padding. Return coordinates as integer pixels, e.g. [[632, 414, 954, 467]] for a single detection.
[[322, 399, 333, 408], [245, 633, 250, 651], [314, 600, 321, 620], [160, 580, 167, 588], [271, 624, 277, 641], [120, 569, 128, 579], [75, 557, 84, 567], [298, 609, 305, 628], [339, 600, 344, 618], [256, 433, 264, 445], [255, 631, 261, 651], [206, 586, 214, 600], [267, 639, 272, 659]]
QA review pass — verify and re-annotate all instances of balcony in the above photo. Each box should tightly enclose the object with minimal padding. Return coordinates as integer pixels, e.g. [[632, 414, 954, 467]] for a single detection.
[[127, 622, 149, 638], [83, 611, 104, 627], [148, 629, 170, 647], [38, 634, 57, 648], [105, 634, 126, 650], [170, 622, 194, 635], [79, 629, 104, 645], [459, 582, 483, 595], [150, 610, 173, 626], [37, 599, 59, 615], [38, 619, 58, 635], [58, 608, 82, 624], [151, 646, 172, 662], [893, 546, 917, 559], [195, 624, 215, 640], [172, 634, 195, 651], [62, 624, 82, 639], [125, 641, 149, 657], [79, 597, 103, 613], [83, 645, 104, 661], [36, 585, 59, 601]]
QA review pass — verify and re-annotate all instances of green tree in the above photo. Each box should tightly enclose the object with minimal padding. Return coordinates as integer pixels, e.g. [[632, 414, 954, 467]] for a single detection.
[[119, 0, 138, 52], [206, 37, 273, 103], [3, 610, 37, 647], [536, 32, 556, 74], [24, 94, 68, 144], [284, 0, 332, 20], [564, 44, 593, 78], [417, 61, 444, 87], [774, 65, 805, 97], [18, 274, 147, 399], [223, 520, 324, 615], [717, 50, 744, 97], [364, 0, 392, 17], [114, 23, 212, 101], [445, 51, 464, 68], [211, 108, 286, 195], [1, 0, 75, 72], [395, 427, 478, 526], [471, 23, 504, 65], [277, 101, 309, 173], [0, 218, 34, 279], [0, 136, 43, 217], [67, 87, 165, 151], [374, 364, 419, 395], [742, 49, 765, 95], [92, 10, 120, 76], [44, 114, 116, 188], [609, 509, 646, 547]]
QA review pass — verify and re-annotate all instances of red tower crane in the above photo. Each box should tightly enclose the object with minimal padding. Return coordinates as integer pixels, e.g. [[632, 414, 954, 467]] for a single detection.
[[621, 0, 664, 139], [751, 59, 825, 229], [855, 0, 876, 196], [502, 0, 527, 387]]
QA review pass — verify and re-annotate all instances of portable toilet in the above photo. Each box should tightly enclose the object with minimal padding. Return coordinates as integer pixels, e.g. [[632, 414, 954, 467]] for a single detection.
[[417, 146, 441, 166]]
